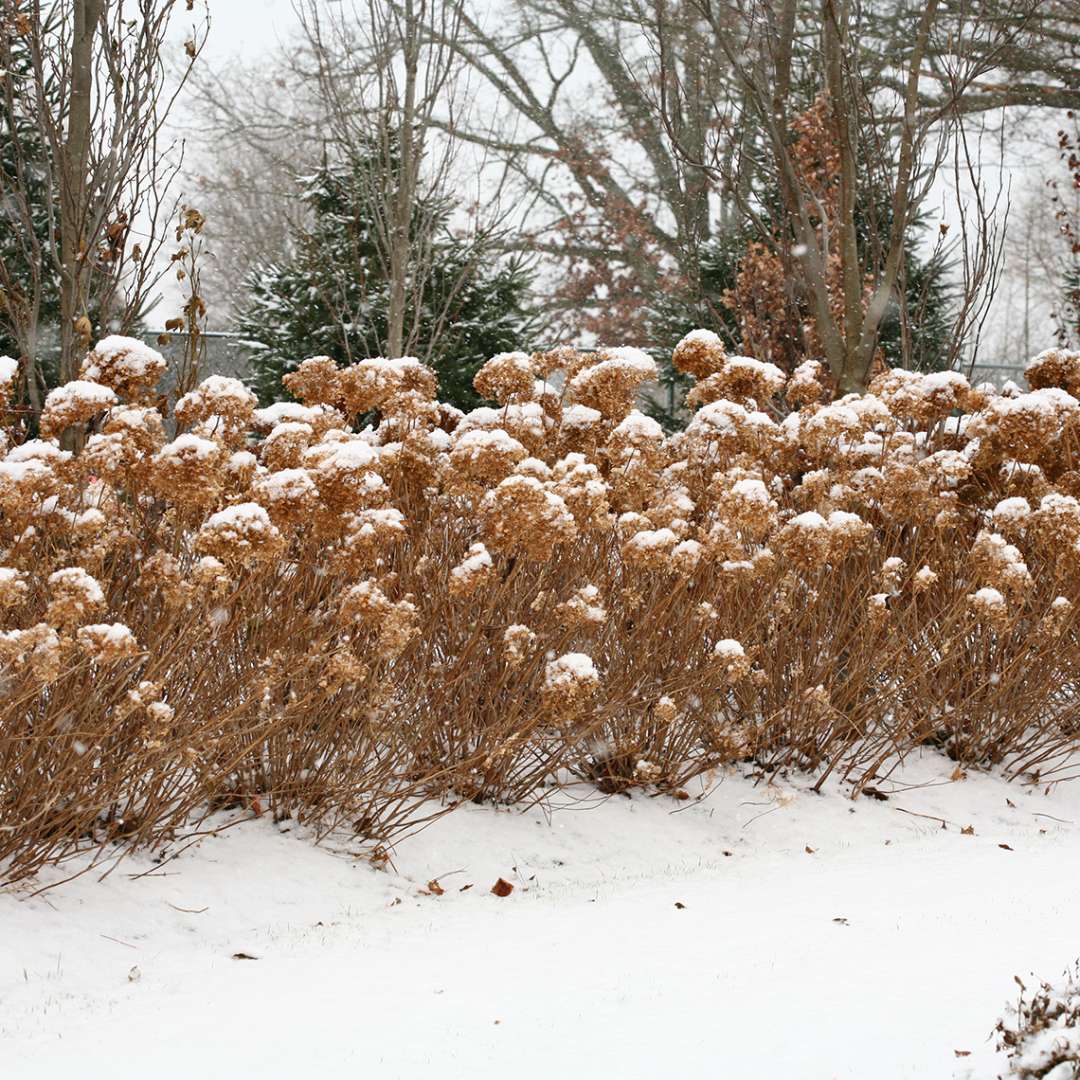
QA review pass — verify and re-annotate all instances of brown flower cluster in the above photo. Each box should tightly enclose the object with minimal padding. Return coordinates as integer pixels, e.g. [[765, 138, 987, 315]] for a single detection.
[[2, 330, 1080, 883]]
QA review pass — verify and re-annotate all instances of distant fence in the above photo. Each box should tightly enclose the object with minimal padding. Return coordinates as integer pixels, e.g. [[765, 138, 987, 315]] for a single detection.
[[141, 330, 253, 391]]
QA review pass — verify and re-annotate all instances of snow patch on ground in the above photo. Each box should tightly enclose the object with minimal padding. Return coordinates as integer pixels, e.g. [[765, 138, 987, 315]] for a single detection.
[[3, 753, 1079, 1079]]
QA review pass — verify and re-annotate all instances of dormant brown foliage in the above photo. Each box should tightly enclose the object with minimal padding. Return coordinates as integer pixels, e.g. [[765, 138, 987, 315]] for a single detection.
[[2, 333, 1080, 882]]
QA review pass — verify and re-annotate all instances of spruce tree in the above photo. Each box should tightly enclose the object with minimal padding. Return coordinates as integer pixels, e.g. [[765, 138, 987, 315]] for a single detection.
[[237, 160, 536, 411], [0, 29, 63, 388]]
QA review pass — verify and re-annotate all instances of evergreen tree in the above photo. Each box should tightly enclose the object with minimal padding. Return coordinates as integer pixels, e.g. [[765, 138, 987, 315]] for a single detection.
[[237, 160, 537, 411], [645, 207, 955, 428], [0, 29, 62, 389]]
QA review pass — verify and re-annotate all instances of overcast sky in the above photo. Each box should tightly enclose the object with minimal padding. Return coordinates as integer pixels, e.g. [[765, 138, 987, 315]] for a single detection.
[[198, 0, 301, 60]]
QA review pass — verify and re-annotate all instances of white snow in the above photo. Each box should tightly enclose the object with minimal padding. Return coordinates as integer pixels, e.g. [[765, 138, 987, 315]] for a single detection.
[[543, 651, 599, 687], [0, 354, 18, 388], [2, 756, 1079, 1078]]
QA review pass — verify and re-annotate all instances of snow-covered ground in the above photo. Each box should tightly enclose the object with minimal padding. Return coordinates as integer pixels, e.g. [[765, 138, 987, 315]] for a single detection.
[[3, 753, 1079, 1079]]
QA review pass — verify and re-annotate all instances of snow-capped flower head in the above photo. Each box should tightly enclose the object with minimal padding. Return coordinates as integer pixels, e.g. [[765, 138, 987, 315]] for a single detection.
[[339, 579, 418, 659], [333, 507, 407, 574], [556, 403, 605, 457], [473, 351, 536, 405], [786, 359, 827, 407], [456, 402, 548, 453], [913, 565, 938, 594], [252, 401, 345, 437], [869, 367, 976, 423], [150, 432, 225, 508], [707, 355, 787, 407], [554, 583, 607, 629], [260, 421, 316, 471], [77, 622, 140, 662], [281, 356, 343, 408], [80, 336, 166, 400], [605, 409, 665, 470], [968, 388, 1080, 466], [195, 502, 285, 567], [303, 435, 386, 514], [40, 380, 118, 438], [542, 651, 601, 712], [0, 355, 18, 409], [0, 567, 27, 609], [1032, 492, 1080, 548], [567, 347, 658, 421], [968, 586, 1009, 628], [880, 556, 906, 594], [502, 623, 536, 665], [449, 542, 498, 598], [549, 453, 611, 530], [621, 527, 679, 571], [1025, 346, 1080, 398], [47, 566, 106, 628], [0, 442, 67, 516], [175, 375, 257, 443], [992, 496, 1031, 537], [251, 466, 319, 526], [683, 398, 780, 462], [0, 622, 64, 682], [481, 474, 577, 561], [713, 638, 750, 685], [774, 509, 872, 571], [672, 328, 726, 380], [714, 473, 777, 539], [338, 356, 438, 416], [447, 427, 528, 492]]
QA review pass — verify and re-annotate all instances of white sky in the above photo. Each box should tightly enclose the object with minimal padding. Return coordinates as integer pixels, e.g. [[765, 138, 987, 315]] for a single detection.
[[157, 2, 1065, 367], [199, 0, 301, 59]]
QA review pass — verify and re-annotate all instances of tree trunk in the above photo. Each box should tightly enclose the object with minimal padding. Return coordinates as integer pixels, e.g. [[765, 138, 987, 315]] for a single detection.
[[58, 0, 104, 384]]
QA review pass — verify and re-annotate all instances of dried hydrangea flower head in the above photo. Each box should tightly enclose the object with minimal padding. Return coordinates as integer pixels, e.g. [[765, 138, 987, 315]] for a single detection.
[[708, 355, 786, 407], [196, 502, 285, 567], [175, 375, 258, 445], [447, 427, 528, 492], [1025, 347, 1080, 397], [251, 467, 320, 527], [77, 622, 140, 662], [786, 359, 828, 407], [481, 474, 577, 561], [567, 347, 658, 421], [47, 566, 106, 627], [449, 542, 498, 597], [0, 622, 64, 682], [0, 440, 68, 515], [542, 651, 600, 713], [150, 433, 225, 508], [339, 356, 438, 416], [261, 421, 316, 471], [303, 435, 387, 513], [282, 356, 344, 408], [40, 380, 118, 439], [334, 508, 407, 574], [80, 336, 166, 401], [339, 579, 418, 659], [550, 453, 611, 530], [0, 567, 28, 609], [0, 355, 19, 411], [713, 638, 751, 684], [672, 329, 727, 380], [474, 352, 536, 405], [502, 623, 536, 665]]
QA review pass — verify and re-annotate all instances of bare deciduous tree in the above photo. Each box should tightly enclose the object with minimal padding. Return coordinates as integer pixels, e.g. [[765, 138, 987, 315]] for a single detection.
[[0, 0, 208, 401]]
